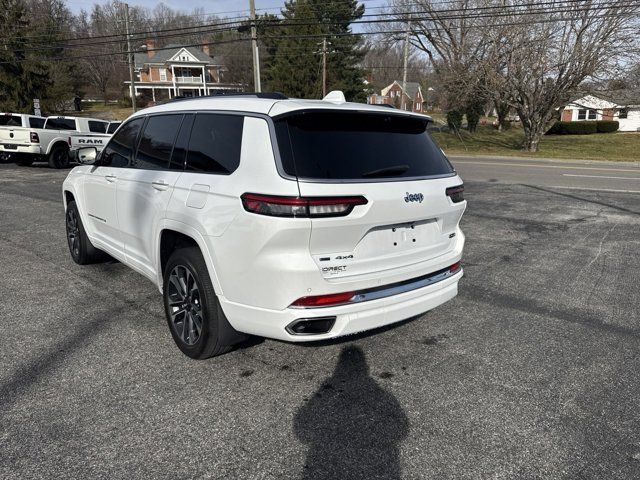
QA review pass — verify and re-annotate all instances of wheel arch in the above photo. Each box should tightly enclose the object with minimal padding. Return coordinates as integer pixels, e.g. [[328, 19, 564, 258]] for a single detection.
[[46, 138, 70, 155], [156, 221, 223, 296]]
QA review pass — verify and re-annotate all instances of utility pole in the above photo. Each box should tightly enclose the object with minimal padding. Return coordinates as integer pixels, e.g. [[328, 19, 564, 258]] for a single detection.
[[125, 3, 136, 112], [400, 19, 411, 111], [249, 0, 261, 92], [322, 37, 327, 97]]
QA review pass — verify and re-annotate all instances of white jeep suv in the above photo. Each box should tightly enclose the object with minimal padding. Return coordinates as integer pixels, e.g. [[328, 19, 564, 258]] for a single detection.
[[62, 92, 466, 359]]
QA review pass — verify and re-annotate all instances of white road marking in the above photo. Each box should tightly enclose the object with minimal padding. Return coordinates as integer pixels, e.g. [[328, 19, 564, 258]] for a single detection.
[[454, 160, 640, 173], [562, 173, 640, 180], [549, 185, 640, 194]]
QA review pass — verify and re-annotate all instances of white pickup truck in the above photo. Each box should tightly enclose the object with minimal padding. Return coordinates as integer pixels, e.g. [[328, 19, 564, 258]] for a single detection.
[[68, 121, 121, 162], [0, 113, 46, 162], [0, 115, 110, 168]]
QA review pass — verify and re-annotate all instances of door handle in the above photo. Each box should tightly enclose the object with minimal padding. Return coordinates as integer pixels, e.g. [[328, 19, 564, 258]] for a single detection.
[[105, 174, 116, 183], [151, 180, 169, 191]]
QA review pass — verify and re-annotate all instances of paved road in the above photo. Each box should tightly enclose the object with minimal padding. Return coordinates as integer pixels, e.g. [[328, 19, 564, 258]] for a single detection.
[[451, 155, 640, 193], [1, 161, 639, 479]]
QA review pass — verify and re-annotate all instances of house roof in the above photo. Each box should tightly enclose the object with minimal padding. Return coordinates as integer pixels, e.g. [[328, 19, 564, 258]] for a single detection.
[[404, 82, 422, 99], [592, 89, 640, 107], [134, 44, 222, 69]]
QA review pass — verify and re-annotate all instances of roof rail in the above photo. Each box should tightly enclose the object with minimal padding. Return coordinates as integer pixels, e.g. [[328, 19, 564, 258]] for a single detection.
[[166, 92, 288, 103]]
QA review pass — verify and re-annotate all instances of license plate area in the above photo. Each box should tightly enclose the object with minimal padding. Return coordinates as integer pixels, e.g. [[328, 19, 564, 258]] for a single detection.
[[4, 144, 18, 150], [357, 219, 439, 257]]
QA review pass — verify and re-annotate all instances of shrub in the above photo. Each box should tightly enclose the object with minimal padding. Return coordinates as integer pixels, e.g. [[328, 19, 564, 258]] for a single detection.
[[596, 120, 619, 133], [446, 110, 463, 131], [546, 121, 598, 135]]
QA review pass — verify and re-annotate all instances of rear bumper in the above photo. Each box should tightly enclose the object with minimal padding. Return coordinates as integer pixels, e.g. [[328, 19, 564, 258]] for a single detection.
[[219, 268, 462, 341], [0, 144, 40, 155]]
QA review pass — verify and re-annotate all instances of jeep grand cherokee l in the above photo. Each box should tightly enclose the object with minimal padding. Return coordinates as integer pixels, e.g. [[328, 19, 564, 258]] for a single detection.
[[62, 92, 465, 359]]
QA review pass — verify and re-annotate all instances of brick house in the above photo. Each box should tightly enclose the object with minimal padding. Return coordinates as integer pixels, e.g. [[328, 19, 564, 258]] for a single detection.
[[124, 40, 242, 102], [559, 91, 640, 132], [367, 81, 425, 113]]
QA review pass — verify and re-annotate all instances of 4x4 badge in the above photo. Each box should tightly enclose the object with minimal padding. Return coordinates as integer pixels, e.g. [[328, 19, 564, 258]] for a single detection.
[[404, 192, 424, 203]]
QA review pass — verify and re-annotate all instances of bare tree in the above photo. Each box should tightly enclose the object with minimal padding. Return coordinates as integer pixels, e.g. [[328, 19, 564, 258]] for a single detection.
[[489, 1, 639, 151]]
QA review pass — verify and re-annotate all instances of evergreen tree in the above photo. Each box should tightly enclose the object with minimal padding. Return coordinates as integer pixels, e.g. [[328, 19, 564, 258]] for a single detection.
[[265, 0, 367, 101]]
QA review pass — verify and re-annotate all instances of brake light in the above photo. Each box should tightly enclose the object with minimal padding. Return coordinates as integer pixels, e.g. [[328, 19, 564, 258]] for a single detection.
[[291, 291, 356, 308], [449, 261, 462, 273], [30, 132, 39, 143], [446, 184, 464, 203], [241, 193, 367, 218]]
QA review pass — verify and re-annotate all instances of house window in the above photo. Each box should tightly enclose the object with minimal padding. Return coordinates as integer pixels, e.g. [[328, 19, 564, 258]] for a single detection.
[[577, 109, 597, 120], [159, 68, 167, 81], [577, 109, 587, 120], [588, 109, 597, 120], [619, 108, 628, 119]]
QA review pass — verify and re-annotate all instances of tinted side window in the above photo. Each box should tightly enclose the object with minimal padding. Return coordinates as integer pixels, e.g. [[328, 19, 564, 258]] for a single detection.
[[107, 122, 121, 134], [170, 114, 194, 170], [0, 115, 22, 126], [46, 118, 76, 130], [89, 120, 108, 133], [186, 114, 243, 174], [134, 115, 182, 170], [29, 117, 45, 128], [101, 118, 144, 168]]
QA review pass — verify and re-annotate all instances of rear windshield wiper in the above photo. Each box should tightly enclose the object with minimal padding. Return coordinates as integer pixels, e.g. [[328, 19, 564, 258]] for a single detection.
[[361, 164, 410, 178]]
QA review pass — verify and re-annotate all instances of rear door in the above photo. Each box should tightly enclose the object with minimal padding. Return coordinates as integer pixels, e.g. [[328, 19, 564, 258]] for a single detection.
[[115, 114, 185, 277], [274, 110, 465, 281]]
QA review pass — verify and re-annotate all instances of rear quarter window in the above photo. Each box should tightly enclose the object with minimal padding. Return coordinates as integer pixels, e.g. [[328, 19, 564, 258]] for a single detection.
[[185, 113, 243, 174], [29, 117, 45, 128], [274, 111, 454, 181]]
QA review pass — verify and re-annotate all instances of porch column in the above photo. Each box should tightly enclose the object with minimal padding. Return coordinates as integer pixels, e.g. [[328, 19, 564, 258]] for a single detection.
[[152, 87, 156, 102], [202, 65, 206, 96], [171, 65, 177, 97]]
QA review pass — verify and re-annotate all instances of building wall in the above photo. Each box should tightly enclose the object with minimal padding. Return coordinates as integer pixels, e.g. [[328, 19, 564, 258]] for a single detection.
[[618, 109, 640, 132]]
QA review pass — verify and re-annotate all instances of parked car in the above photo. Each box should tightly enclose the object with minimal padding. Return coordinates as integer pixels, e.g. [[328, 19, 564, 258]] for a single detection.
[[0, 113, 46, 162], [0, 115, 109, 168], [68, 121, 121, 162], [62, 92, 466, 359]]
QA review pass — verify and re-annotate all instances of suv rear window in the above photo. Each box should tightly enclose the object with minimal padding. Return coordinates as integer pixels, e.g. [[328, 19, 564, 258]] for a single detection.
[[274, 111, 454, 180], [45, 118, 76, 130], [0, 115, 22, 126]]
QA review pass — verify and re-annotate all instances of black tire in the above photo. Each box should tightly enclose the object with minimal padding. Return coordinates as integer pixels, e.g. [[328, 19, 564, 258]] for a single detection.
[[48, 144, 70, 169], [65, 200, 105, 264], [163, 247, 246, 359]]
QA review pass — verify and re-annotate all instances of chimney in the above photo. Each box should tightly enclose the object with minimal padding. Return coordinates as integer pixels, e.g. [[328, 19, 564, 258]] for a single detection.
[[146, 39, 156, 59], [202, 44, 210, 57]]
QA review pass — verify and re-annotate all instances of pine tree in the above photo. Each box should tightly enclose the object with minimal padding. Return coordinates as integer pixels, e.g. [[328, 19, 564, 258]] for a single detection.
[[265, 0, 366, 101]]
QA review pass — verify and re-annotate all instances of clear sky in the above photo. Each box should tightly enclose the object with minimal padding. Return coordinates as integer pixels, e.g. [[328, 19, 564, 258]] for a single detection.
[[66, 0, 389, 20]]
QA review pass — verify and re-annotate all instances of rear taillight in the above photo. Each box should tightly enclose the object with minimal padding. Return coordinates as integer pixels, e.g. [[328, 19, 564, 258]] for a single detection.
[[241, 193, 367, 218], [446, 184, 464, 203], [291, 291, 356, 308], [30, 132, 39, 143], [449, 261, 462, 273]]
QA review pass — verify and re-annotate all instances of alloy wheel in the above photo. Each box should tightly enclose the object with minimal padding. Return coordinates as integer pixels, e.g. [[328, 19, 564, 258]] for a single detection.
[[167, 265, 203, 346], [66, 208, 80, 257]]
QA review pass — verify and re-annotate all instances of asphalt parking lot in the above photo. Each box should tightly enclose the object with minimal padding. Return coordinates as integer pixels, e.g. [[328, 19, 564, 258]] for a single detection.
[[1, 159, 640, 479]]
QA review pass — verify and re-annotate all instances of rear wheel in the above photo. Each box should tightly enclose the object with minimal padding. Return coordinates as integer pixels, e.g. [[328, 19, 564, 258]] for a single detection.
[[48, 145, 69, 169], [66, 201, 105, 264], [163, 247, 245, 359]]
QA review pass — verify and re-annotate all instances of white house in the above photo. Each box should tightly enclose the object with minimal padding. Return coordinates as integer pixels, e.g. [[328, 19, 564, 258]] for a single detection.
[[560, 91, 640, 132]]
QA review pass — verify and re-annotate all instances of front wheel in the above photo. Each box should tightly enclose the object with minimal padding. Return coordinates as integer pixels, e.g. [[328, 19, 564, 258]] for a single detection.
[[163, 247, 245, 359], [66, 201, 105, 264]]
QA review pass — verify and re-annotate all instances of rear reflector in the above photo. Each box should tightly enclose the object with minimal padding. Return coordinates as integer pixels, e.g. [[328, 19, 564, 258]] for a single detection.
[[448, 261, 462, 273], [241, 193, 367, 218], [291, 291, 356, 308], [30, 132, 39, 143], [446, 184, 464, 203]]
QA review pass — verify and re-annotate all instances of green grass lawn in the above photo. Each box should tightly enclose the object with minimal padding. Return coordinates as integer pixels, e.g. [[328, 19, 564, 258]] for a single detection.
[[431, 125, 640, 162]]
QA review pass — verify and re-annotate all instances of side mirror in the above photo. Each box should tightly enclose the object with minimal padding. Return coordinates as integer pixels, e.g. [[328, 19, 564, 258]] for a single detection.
[[77, 147, 98, 165]]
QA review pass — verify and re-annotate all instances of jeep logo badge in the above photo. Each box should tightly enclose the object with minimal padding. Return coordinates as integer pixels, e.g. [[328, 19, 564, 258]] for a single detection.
[[404, 192, 424, 203]]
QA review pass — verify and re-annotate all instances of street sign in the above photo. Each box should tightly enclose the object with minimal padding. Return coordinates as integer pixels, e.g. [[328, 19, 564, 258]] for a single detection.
[[33, 98, 40, 108], [34, 108, 41, 117]]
